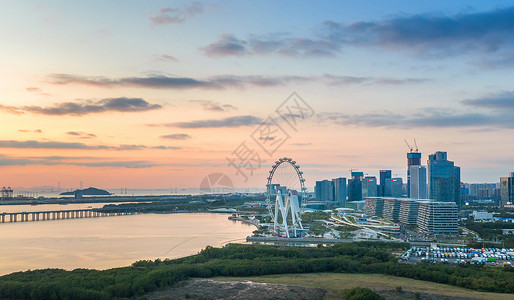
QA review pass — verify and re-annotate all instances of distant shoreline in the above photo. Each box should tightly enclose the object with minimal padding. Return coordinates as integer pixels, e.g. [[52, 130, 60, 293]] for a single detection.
[[0, 194, 197, 206]]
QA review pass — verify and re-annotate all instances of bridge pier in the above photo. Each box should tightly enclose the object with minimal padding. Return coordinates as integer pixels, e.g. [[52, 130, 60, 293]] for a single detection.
[[0, 208, 141, 224]]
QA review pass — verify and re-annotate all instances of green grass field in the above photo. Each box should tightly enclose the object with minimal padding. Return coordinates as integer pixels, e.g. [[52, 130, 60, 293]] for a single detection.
[[215, 273, 514, 299]]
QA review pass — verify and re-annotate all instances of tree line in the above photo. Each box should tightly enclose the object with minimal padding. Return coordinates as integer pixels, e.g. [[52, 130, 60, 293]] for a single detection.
[[0, 241, 512, 299]]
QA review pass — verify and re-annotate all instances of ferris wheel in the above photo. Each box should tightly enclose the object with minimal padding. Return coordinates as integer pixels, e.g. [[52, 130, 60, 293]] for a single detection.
[[265, 157, 306, 238]]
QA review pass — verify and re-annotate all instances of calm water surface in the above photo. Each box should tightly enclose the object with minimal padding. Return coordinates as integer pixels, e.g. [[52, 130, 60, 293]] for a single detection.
[[0, 213, 254, 275]]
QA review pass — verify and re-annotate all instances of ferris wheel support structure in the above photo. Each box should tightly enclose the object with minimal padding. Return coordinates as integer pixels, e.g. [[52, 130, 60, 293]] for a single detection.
[[265, 157, 306, 238]]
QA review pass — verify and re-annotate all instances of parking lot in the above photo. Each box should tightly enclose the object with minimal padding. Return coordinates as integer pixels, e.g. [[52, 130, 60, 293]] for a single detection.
[[400, 246, 514, 266]]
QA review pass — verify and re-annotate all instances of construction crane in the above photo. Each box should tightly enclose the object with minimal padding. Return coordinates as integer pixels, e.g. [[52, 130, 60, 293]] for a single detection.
[[404, 139, 419, 153], [404, 139, 413, 152]]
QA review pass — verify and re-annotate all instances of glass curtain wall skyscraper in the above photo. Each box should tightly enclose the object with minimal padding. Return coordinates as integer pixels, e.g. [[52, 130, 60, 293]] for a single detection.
[[315, 180, 334, 204], [379, 170, 391, 196], [315, 178, 346, 206], [348, 172, 364, 201], [332, 177, 347, 206], [385, 178, 403, 198], [362, 176, 378, 197], [427, 151, 461, 209]]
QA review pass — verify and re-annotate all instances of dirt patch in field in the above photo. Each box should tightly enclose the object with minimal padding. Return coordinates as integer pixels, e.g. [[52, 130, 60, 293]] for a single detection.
[[145, 278, 333, 300]]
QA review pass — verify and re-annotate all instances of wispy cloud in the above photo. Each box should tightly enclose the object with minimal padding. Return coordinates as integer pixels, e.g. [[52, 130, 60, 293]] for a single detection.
[[203, 6, 514, 62], [25, 87, 42, 93], [150, 2, 213, 25], [151, 145, 182, 150], [321, 6, 514, 58], [25, 86, 51, 96], [189, 100, 237, 112], [66, 131, 97, 138], [46, 73, 426, 90], [0, 154, 164, 168], [208, 74, 311, 88], [2, 97, 161, 116], [115, 144, 147, 151], [74, 160, 165, 168], [202, 34, 249, 56], [48, 74, 216, 89], [0, 140, 180, 151], [203, 33, 338, 57], [317, 108, 514, 129], [0, 104, 23, 115], [322, 74, 429, 86], [461, 92, 514, 110], [157, 54, 179, 62], [160, 133, 191, 140], [167, 115, 263, 128], [19, 129, 42, 133], [0, 140, 108, 150]]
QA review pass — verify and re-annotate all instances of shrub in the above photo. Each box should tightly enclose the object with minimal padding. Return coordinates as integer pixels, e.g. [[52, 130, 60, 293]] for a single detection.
[[341, 287, 384, 300]]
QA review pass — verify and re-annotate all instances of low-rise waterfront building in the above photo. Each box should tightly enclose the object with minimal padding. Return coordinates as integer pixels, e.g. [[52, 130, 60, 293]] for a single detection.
[[364, 197, 458, 235], [398, 198, 422, 225], [417, 201, 458, 235], [364, 197, 384, 217], [383, 198, 401, 222]]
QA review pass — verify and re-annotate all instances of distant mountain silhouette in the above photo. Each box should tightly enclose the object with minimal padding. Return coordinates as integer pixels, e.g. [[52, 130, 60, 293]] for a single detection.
[[60, 187, 111, 196]]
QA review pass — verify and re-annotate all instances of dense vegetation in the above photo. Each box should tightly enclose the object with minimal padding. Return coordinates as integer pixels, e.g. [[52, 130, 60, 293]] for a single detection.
[[300, 211, 331, 224], [464, 219, 514, 247], [0, 242, 513, 299], [342, 287, 384, 300], [103, 195, 255, 213]]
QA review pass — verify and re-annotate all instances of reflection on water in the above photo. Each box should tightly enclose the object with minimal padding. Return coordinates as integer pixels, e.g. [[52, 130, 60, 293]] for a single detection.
[[0, 213, 254, 275]]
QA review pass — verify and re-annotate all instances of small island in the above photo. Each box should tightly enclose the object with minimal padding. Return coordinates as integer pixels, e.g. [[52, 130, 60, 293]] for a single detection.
[[60, 187, 111, 197]]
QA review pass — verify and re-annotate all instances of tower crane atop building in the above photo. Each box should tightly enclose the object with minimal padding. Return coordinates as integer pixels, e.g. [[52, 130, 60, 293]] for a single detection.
[[404, 138, 419, 153]]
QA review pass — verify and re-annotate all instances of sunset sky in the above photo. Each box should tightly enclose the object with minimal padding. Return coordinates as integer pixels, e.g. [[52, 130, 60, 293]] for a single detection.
[[1, 1, 514, 191]]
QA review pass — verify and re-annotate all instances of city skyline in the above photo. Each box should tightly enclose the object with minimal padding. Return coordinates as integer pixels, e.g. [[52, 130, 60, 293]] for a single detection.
[[2, 1, 514, 189]]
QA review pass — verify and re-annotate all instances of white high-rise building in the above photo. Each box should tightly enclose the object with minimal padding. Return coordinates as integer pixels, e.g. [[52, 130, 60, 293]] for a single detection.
[[410, 165, 427, 199]]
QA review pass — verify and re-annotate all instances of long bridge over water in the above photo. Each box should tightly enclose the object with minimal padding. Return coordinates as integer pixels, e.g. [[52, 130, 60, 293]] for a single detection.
[[0, 208, 144, 223]]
